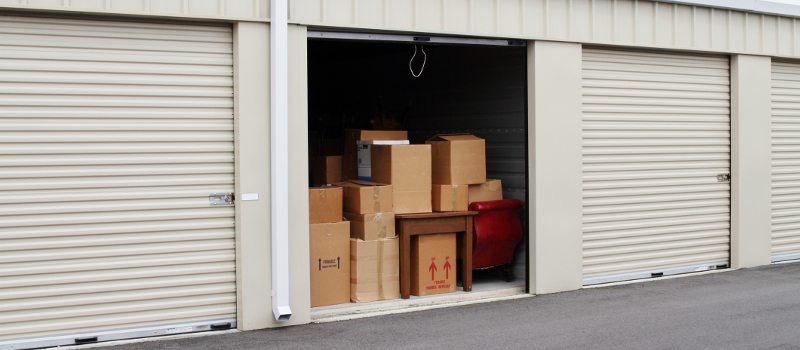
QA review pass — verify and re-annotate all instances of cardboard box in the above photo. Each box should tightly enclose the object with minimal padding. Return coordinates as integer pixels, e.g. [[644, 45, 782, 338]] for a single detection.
[[337, 180, 393, 214], [310, 221, 351, 307], [427, 134, 486, 185], [309, 186, 343, 224], [371, 144, 432, 214], [350, 237, 400, 303], [311, 155, 342, 185], [411, 233, 457, 296], [467, 179, 503, 204], [432, 184, 468, 212], [345, 212, 396, 240], [357, 140, 409, 180], [343, 129, 408, 180]]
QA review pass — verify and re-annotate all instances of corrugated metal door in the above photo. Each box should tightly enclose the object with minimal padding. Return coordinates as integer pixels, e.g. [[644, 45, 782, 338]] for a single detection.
[[771, 61, 800, 262], [582, 48, 731, 285], [0, 15, 236, 349]]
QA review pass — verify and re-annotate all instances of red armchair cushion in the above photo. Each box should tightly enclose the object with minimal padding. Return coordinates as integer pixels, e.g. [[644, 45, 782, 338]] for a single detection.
[[469, 199, 524, 269]]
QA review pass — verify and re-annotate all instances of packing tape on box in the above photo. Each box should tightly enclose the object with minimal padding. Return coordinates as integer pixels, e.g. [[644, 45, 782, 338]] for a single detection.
[[373, 187, 381, 212], [377, 239, 385, 298], [373, 212, 387, 239], [451, 185, 458, 210]]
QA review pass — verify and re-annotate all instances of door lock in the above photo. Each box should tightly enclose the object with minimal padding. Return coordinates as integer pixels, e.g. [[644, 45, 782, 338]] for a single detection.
[[716, 173, 731, 183]]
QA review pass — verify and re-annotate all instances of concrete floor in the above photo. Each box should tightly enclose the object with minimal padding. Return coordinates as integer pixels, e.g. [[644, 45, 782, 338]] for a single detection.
[[97, 263, 800, 350]]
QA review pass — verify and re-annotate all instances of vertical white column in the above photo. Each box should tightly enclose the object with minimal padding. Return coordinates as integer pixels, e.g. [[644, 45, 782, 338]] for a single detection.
[[270, 0, 292, 321], [233, 21, 272, 330], [528, 41, 584, 294], [730, 55, 772, 268]]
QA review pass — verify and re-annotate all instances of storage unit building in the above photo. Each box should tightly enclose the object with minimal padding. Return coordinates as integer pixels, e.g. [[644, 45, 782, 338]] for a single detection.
[[0, 0, 796, 348]]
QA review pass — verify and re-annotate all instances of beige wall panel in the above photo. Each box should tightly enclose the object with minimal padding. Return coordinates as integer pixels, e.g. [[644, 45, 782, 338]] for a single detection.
[[0, 0, 268, 21], [764, 16, 780, 55], [731, 55, 772, 268], [355, 0, 383, 28], [496, 0, 522, 37], [290, 0, 800, 59], [778, 18, 793, 56], [233, 22, 271, 331], [528, 41, 584, 294], [287, 23, 311, 325], [614, 0, 636, 45]]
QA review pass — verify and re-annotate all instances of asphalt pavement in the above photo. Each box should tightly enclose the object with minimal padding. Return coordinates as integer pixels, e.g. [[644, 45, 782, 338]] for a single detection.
[[97, 263, 800, 350]]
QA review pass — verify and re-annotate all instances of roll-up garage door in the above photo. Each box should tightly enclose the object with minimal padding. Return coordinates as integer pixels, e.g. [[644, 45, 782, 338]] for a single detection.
[[582, 48, 731, 285], [0, 15, 236, 349], [771, 61, 800, 262]]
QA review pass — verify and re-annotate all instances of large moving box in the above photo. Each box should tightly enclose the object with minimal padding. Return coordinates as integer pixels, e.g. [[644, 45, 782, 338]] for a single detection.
[[411, 233, 457, 296], [310, 221, 350, 307], [309, 186, 343, 224], [345, 212, 396, 241], [350, 238, 400, 302], [371, 144, 432, 214], [343, 129, 408, 180], [427, 134, 486, 185], [311, 155, 342, 186], [467, 179, 503, 204], [432, 184, 468, 212], [338, 180, 393, 214]]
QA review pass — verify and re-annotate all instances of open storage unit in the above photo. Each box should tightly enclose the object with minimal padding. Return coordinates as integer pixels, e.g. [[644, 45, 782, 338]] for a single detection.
[[306, 33, 529, 315]]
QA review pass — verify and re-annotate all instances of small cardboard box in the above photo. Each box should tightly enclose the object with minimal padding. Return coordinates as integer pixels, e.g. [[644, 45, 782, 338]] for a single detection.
[[432, 184, 468, 212], [427, 134, 487, 185], [350, 237, 400, 303], [345, 212, 396, 241], [309, 186, 343, 224], [357, 140, 409, 180], [310, 221, 350, 307], [371, 144, 432, 214], [343, 129, 408, 180], [337, 180, 393, 214], [311, 155, 342, 186], [411, 233, 457, 296], [467, 179, 503, 204]]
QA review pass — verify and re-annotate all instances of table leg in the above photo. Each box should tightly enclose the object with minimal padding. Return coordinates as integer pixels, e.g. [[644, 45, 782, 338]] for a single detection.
[[399, 222, 412, 299], [463, 217, 473, 292]]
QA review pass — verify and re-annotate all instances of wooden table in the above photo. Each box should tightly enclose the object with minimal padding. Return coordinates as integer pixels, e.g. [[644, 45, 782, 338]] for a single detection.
[[395, 211, 478, 299]]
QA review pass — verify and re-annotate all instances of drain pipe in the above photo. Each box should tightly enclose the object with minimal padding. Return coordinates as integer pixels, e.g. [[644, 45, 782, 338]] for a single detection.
[[270, 0, 292, 322]]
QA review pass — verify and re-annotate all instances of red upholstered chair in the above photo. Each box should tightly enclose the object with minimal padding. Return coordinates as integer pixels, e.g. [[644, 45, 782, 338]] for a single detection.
[[469, 199, 523, 280]]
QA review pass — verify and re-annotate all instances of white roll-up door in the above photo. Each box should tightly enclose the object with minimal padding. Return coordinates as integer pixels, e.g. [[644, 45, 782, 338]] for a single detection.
[[771, 61, 800, 262], [582, 48, 731, 285], [0, 15, 236, 349]]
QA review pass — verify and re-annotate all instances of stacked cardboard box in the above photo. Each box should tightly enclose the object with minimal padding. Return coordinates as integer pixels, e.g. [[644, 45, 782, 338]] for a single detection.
[[356, 140, 409, 180], [468, 179, 503, 204], [309, 186, 350, 307], [427, 134, 486, 211], [311, 155, 342, 186], [371, 144, 432, 214], [343, 129, 408, 180], [339, 180, 400, 303], [411, 233, 457, 296]]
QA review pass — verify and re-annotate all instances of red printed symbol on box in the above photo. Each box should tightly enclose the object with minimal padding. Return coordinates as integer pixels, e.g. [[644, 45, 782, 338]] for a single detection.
[[443, 256, 452, 279], [429, 257, 437, 281]]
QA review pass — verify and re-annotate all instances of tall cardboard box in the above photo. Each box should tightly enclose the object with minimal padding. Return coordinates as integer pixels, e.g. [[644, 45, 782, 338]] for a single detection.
[[310, 221, 350, 307], [309, 186, 343, 224], [345, 212, 396, 240], [343, 129, 408, 180], [337, 180, 393, 214], [427, 134, 486, 185], [411, 233, 457, 296], [371, 144, 432, 214], [311, 155, 342, 185], [432, 184, 468, 212], [350, 237, 400, 302], [467, 179, 503, 204]]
